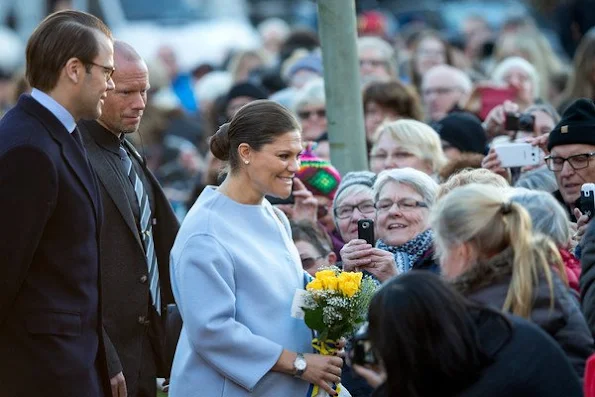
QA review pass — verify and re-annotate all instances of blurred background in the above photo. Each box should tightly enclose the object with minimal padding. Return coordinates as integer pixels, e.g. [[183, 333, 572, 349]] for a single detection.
[[0, 0, 591, 219]]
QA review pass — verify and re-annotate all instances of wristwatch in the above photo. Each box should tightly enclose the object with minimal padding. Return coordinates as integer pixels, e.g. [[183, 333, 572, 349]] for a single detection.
[[293, 353, 307, 378]]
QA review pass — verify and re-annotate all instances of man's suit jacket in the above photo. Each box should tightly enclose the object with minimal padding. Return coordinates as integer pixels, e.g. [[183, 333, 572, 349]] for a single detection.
[[79, 120, 179, 394], [0, 95, 108, 396]]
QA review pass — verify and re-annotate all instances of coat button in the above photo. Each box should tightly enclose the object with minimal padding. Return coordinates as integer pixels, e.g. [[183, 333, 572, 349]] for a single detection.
[[137, 315, 148, 325], [139, 275, 148, 284]]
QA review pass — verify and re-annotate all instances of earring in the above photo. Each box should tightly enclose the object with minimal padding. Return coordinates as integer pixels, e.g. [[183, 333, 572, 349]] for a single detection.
[[244, 160, 250, 165]]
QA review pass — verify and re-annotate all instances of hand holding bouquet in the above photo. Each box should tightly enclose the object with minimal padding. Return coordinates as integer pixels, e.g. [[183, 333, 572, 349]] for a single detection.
[[302, 267, 377, 397]]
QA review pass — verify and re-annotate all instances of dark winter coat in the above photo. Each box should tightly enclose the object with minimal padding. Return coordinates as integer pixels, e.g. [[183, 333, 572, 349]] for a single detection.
[[452, 247, 594, 378]]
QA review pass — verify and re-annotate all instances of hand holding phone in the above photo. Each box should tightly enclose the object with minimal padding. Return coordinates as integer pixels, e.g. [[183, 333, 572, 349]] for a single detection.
[[493, 143, 542, 168], [358, 219, 375, 246], [580, 183, 595, 221]]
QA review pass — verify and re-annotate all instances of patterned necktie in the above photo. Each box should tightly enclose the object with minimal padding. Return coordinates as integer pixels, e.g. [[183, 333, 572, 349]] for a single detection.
[[119, 144, 161, 315]]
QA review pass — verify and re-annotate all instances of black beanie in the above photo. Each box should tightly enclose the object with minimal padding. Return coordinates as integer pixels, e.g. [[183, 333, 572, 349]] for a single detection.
[[431, 112, 487, 155], [548, 98, 595, 151]]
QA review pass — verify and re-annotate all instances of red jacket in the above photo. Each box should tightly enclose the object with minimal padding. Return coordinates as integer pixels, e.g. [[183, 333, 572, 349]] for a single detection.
[[560, 248, 581, 294]]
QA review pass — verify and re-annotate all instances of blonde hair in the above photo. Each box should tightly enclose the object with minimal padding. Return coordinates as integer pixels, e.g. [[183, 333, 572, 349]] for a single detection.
[[437, 168, 510, 200], [228, 50, 266, 82], [371, 119, 447, 174], [431, 184, 559, 318]]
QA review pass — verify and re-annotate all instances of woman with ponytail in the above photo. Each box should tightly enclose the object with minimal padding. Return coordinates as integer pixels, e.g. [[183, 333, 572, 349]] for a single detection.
[[431, 184, 594, 378]]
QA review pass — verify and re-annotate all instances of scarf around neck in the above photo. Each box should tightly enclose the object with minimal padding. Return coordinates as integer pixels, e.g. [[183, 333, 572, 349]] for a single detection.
[[376, 229, 434, 273]]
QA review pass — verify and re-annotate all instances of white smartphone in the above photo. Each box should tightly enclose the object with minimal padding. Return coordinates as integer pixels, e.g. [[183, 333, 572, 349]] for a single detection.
[[493, 142, 541, 168]]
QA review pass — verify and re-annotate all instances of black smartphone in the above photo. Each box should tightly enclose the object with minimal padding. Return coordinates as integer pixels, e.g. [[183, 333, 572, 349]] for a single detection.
[[266, 192, 295, 205], [266, 181, 295, 205], [580, 183, 595, 220], [358, 219, 375, 245]]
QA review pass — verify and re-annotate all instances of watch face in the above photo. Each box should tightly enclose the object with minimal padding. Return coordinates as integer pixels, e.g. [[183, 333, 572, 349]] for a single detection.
[[296, 358, 307, 371]]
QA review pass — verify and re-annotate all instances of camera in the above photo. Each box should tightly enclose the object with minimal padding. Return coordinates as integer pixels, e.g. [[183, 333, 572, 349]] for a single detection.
[[580, 183, 595, 220], [348, 322, 378, 366], [504, 112, 535, 132]]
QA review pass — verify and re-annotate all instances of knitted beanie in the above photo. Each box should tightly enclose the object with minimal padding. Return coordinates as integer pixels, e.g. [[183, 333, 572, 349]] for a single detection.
[[333, 171, 376, 207], [287, 54, 323, 80], [296, 151, 341, 200], [431, 112, 488, 155], [548, 98, 595, 151]]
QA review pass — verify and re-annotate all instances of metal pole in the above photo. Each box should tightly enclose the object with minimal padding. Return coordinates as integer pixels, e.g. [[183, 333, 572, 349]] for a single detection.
[[316, 0, 368, 174]]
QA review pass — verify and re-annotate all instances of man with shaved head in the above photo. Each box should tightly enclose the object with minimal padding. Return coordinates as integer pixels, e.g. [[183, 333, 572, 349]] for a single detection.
[[79, 41, 179, 397]]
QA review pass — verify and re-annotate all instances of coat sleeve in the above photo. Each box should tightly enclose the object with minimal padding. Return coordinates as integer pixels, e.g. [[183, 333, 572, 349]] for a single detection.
[[552, 279, 595, 378], [0, 146, 57, 323], [581, 220, 595, 336], [170, 233, 284, 391], [103, 327, 123, 378]]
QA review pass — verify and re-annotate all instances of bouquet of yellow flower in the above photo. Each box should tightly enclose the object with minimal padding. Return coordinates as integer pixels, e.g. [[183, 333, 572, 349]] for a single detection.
[[302, 267, 377, 397]]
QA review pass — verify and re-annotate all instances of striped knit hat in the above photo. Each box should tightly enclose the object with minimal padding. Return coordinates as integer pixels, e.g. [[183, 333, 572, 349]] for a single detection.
[[296, 150, 341, 199]]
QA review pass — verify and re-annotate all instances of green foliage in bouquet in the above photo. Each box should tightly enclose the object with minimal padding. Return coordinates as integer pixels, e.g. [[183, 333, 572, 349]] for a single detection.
[[302, 267, 377, 341]]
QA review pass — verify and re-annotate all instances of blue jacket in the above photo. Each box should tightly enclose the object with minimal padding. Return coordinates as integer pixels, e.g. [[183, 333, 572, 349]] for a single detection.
[[169, 187, 313, 396]]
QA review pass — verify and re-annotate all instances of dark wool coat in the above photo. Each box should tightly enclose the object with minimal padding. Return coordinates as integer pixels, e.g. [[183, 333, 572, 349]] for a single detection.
[[452, 247, 594, 378]]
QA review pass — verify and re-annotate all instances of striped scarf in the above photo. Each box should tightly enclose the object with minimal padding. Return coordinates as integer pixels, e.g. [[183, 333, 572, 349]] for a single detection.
[[376, 229, 434, 274]]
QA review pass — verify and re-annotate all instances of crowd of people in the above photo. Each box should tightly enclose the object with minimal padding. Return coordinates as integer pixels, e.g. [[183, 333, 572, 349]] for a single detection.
[[4, 3, 595, 397]]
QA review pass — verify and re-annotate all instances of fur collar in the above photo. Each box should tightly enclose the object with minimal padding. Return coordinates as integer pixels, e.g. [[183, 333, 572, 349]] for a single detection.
[[451, 247, 514, 295]]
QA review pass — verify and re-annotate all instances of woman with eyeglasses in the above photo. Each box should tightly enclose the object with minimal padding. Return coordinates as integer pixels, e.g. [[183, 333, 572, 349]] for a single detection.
[[340, 168, 440, 282], [369, 119, 447, 180], [408, 30, 453, 95], [292, 78, 327, 141]]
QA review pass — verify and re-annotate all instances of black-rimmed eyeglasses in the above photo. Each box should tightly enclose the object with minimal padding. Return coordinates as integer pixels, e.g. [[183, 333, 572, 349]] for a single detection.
[[544, 152, 595, 172], [334, 201, 376, 219]]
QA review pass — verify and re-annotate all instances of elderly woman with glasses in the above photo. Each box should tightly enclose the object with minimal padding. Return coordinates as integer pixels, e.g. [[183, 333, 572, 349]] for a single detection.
[[292, 78, 327, 141], [340, 168, 440, 282], [332, 170, 377, 243], [369, 119, 447, 179]]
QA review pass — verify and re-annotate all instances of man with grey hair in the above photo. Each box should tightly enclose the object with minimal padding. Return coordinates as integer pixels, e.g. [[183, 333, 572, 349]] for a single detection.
[[357, 36, 397, 84], [79, 41, 179, 397], [421, 64, 472, 122]]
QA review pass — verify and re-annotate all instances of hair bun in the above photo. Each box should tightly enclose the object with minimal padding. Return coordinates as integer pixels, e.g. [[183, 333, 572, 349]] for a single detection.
[[210, 123, 231, 161]]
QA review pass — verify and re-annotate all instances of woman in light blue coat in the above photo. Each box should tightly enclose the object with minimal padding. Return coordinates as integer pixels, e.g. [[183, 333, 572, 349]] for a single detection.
[[169, 100, 343, 397]]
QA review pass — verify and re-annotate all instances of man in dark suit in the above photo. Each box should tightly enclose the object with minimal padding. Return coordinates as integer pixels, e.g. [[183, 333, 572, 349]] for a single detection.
[[79, 41, 179, 397], [0, 10, 114, 396]]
